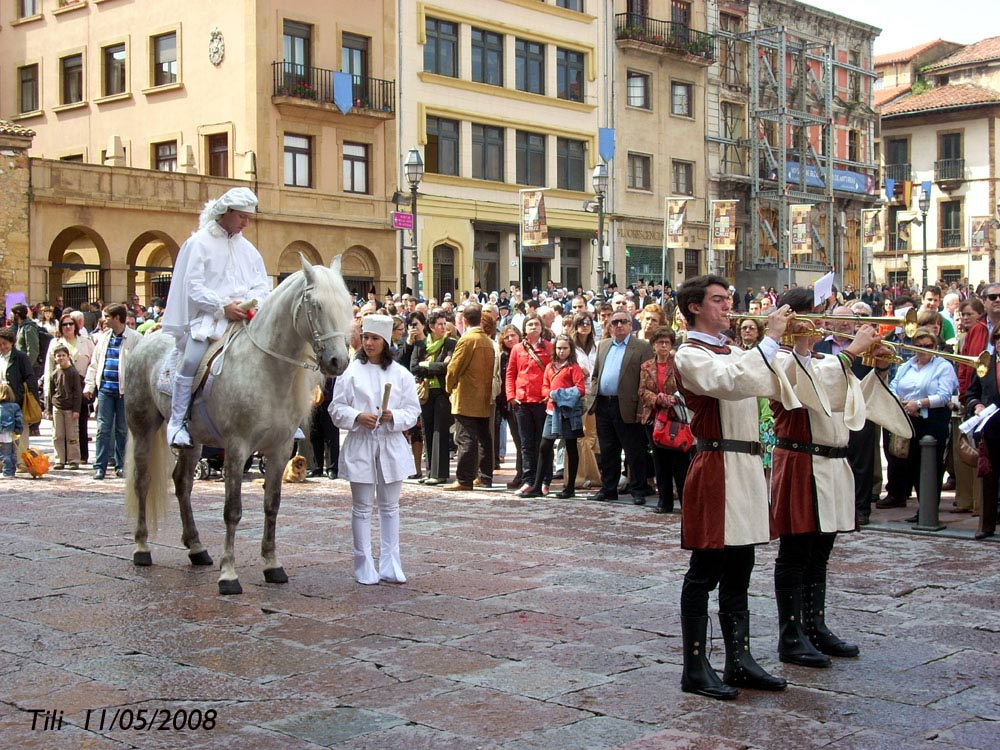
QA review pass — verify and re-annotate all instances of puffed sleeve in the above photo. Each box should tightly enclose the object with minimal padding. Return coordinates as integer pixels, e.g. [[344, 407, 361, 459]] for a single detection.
[[387, 364, 421, 433], [329, 365, 361, 430], [676, 343, 804, 412]]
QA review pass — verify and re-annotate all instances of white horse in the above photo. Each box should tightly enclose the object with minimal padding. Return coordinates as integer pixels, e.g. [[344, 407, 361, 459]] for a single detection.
[[123, 256, 353, 594]]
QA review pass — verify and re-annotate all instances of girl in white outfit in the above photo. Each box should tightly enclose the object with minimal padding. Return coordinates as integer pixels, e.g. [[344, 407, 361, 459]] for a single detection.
[[330, 315, 421, 584]]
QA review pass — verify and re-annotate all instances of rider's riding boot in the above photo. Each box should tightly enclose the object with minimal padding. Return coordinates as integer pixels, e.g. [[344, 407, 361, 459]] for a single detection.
[[351, 509, 378, 585], [167, 375, 195, 448], [378, 506, 406, 583]]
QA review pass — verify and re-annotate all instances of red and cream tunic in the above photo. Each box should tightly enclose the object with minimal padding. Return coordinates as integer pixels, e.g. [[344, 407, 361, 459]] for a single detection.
[[770, 351, 913, 536], [675, 333, 812, 550]]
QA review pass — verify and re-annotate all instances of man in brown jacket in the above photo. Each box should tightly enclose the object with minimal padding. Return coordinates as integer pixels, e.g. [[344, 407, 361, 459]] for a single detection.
[[443, 304, 497, 490]]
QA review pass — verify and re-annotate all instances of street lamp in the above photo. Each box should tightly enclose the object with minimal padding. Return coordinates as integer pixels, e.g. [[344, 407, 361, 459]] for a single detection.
[[592, 162, 609, 285], [404, 147, 424, 298], [918, 184, 930, 290]]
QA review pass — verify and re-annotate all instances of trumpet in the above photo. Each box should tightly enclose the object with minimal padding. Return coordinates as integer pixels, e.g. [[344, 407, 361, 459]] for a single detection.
[[729, 308, 918, 338], [816, 329, 991, 377]]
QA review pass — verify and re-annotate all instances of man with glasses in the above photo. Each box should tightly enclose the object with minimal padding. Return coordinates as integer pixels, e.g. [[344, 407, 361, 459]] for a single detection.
[[587, 309, 653, 504]]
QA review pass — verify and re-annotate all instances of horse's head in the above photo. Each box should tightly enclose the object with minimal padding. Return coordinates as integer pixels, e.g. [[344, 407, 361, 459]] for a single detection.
[[297, 255, 353, 377]]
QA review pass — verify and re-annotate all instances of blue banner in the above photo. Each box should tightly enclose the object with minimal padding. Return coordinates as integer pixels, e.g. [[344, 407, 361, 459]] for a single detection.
[[884, 178, 895, 201], [785, 162, 876, 195], [333, 72, 354, 115], [599, 128, 615, 162]]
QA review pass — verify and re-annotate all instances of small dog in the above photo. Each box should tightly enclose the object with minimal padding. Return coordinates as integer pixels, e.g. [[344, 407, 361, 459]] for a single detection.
[[282, 455, 308, 483]]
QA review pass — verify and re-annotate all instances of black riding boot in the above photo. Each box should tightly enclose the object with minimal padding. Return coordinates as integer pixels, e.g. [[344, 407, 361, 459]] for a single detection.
[[803, 581, 860, 657], [776, 588, 832, 668], [719, 611, 787, 691], [680, 615, 738, 700]]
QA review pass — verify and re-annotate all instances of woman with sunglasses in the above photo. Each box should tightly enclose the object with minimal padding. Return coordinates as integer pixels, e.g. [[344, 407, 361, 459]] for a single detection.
[[42, 315, 96, 465]]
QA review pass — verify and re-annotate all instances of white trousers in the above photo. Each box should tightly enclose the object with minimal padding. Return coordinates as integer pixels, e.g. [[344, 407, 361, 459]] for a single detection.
[[350, 480, 405, 584]]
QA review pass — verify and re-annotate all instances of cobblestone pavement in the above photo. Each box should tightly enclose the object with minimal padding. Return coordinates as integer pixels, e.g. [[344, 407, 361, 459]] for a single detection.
[[1, 453, 998, 749]]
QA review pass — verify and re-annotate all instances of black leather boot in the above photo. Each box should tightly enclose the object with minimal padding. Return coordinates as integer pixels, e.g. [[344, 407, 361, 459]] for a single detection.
[[680, 615, 739, 700], [776, 588, 831, 668], [719, 611, 787, 691], [803, 582, 860, 657]]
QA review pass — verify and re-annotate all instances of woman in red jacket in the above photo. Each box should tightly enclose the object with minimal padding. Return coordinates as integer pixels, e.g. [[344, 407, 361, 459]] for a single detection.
[[505, 314, 552, 494], [519, 334, 586, 498]]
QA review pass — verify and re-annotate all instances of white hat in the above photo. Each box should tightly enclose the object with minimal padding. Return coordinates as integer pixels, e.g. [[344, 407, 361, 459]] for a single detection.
[[199, 187, 258, 229], [361, 314, 393, 346]]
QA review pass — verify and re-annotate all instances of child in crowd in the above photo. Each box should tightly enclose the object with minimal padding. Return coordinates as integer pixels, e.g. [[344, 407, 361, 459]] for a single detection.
[[0, 384, 23, 478], [47, 344, 83, 470]]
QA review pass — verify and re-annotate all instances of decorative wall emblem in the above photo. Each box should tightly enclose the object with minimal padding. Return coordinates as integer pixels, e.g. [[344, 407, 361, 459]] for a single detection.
[[209, 28, 225, 66]]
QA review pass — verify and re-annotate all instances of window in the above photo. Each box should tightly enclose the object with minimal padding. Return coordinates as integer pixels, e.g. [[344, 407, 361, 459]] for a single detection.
[[556, 137, 585, 191], [425, 18, 458, 77], [719, 12, 745, 86], [342, 33, 369, 103], [60, 154, 84, 162], [627, 71, 650, 109], [557, 48, 584, 102], [61, 54, 84, 104], [426, 116, 459, 176], [627, 153, 651, 191], [472, 28, 503, 86], [152, 32, 177, 87], [516, 131, 546, 186], [284, 20, 311, 70], [472, 125, 504, 182], [18, 64, 39, 114], [940, 200, 961, 248], [19, 0, 39, 19], [516, 39, 545, 95], [671, 81, 692, 116], [556, 0, 583, 10], [343, 142, 369, 193], [154, 141, 177, 172], [672, 160, 693, 195], [721, 101, 745, 174], [671, 0, 691, 28], [848, 49, 861, 100], [103, 44, 127, 96], [207, 133, 228, 177], [284, 133, 312, 187], [939, 132, 962, 160], [848, 130, 860, 162]]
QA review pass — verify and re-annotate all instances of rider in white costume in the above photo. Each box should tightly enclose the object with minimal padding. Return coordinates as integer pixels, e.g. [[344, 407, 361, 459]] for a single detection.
[[161, 188, 272, 448]]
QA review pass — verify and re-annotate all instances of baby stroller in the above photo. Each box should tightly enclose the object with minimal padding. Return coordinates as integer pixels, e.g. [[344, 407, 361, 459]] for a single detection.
[[194, 445, 257, 480]]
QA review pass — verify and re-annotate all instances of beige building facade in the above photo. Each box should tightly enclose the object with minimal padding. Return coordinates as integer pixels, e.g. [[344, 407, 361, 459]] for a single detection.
[[1, 0, 398, 306], [399, 0, 602, 299]]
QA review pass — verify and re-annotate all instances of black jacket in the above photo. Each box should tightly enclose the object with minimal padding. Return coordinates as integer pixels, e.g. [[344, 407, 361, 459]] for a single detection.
[[965, 350, 1000, 441], [4, 346, 40, 406]]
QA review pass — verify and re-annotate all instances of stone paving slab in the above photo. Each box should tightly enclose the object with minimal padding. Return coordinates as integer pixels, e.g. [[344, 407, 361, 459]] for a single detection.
[[1, 468, 998, 749]]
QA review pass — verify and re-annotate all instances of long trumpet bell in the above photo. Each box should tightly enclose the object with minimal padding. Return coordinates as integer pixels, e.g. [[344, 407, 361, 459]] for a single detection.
[[816, 329, 991, 377], [728, 308, 918, 338]]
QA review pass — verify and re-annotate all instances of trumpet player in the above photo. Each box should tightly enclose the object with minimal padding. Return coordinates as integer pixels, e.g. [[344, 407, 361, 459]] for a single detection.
[[770, 289, 912, 668]]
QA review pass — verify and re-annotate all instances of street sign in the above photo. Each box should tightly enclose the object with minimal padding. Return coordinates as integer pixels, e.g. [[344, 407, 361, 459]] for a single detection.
[[392, 211, 414, 230]]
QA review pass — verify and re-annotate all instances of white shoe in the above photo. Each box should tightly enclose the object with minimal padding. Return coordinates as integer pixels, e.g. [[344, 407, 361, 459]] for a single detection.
[[378, 508, 406, 583], [352, 513, 378, 585], [168, 375, 195, 448]]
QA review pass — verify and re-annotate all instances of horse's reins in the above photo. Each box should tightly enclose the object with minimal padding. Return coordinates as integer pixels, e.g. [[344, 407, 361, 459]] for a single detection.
[[241, 279, 346, 371]]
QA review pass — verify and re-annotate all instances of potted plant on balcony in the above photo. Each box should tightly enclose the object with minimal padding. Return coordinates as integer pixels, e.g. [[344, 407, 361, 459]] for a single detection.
[[288, 81, 319, 100]]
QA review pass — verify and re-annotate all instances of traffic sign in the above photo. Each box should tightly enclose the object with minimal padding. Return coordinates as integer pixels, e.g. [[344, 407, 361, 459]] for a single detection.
[[392, 211, 414, 230]]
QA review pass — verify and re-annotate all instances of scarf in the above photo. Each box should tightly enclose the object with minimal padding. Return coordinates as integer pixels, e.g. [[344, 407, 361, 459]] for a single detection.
[[424, 335, 446, 389]]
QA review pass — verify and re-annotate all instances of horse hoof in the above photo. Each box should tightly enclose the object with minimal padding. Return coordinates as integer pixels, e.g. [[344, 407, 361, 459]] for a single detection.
[[218, 579, 243, 596], [264, 567, 288, 584], [133, 551, 153, 567], [188, 550, 214, 566]]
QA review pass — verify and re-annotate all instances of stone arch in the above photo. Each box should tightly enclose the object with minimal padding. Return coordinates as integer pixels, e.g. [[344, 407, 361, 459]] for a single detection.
[[47, 226, 112, 309], [127, 230, 180, 304], [423, 233, 466, 302], [278, 240, 323, 282], [340, 245, 380, 298]]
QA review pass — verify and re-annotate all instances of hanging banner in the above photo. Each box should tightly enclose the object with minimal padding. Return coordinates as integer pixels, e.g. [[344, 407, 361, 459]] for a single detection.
[[521, 190, 548, 247], [711, 201, 738, 251], [896, 210, 918, 245], [790, 204, 812, 255], [861, 208, 883, 250], [667, 199, 688, 249], [971, 216, 993, 253], [599, 128, 616, 162]]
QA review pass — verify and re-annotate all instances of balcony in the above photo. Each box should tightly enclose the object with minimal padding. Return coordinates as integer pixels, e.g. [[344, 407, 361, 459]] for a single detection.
[[883, 163, 911, 183], [272, 62, 395, 116], [615, 13, 715, 64], [940, 229, 961, 248], [934, 158, 964, 183]]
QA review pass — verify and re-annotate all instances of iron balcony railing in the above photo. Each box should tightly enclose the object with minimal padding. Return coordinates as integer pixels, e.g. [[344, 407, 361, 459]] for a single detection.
[[935, 158, 964, 181], [888, 232, 907, 252], [615, 13, 716, 62], [883, 163, 911, 183], [272, 62, 395, 113], [940, 229, 962, 248]]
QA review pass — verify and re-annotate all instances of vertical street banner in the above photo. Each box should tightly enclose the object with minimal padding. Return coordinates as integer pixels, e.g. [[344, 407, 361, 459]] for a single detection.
[[521, 190, 548, 247], [712, 201, 737, 251], [896, 210, 917, 245], [667, 199, 688, 248], [861, 208, 883, 250], [790, 204, 812, 255], [971, 216, 992, 255]]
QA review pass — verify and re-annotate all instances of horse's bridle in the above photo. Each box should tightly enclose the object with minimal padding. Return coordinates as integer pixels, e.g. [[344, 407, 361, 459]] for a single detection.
[[242, 278, 346, 371]]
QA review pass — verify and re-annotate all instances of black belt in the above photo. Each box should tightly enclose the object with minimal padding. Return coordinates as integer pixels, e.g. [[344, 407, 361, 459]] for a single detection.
[[775, 437, 848, 459], [696, 439, 762, 456]]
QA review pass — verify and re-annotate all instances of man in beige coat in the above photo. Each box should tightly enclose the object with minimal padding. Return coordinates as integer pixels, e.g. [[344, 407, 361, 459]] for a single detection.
[[444, 303, 497, 490]]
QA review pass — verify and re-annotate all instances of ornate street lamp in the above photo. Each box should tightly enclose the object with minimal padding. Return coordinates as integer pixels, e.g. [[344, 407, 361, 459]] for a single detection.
[[592, 162, 609, 285], [918, 184, 930, 291], [404, 147, 424, 297]]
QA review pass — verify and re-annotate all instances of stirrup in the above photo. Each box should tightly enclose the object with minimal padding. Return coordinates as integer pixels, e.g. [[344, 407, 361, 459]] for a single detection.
[[168, 422, 193, 449]]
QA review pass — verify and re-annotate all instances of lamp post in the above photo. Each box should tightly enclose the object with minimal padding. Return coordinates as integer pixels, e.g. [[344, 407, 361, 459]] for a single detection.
[[404, 147, 424, 298], [918, 184, 930, 290], [592, 162, 609, 285]]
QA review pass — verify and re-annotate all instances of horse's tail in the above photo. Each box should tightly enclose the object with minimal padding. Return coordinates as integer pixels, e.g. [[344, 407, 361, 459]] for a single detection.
[[124, 424, 172, 536]]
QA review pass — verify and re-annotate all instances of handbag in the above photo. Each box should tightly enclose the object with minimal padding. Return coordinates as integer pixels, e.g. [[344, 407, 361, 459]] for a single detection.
[[886, 430, 911, 459], [21, 390, 43, 425], [415, 378, 430, 405], [957, 432, 979, 468], [652, 408, 695, 452]]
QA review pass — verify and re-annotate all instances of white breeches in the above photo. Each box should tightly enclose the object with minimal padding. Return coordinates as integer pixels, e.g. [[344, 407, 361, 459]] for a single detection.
[[178, 336, 211, 378], [350, 479, 405, 584]]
